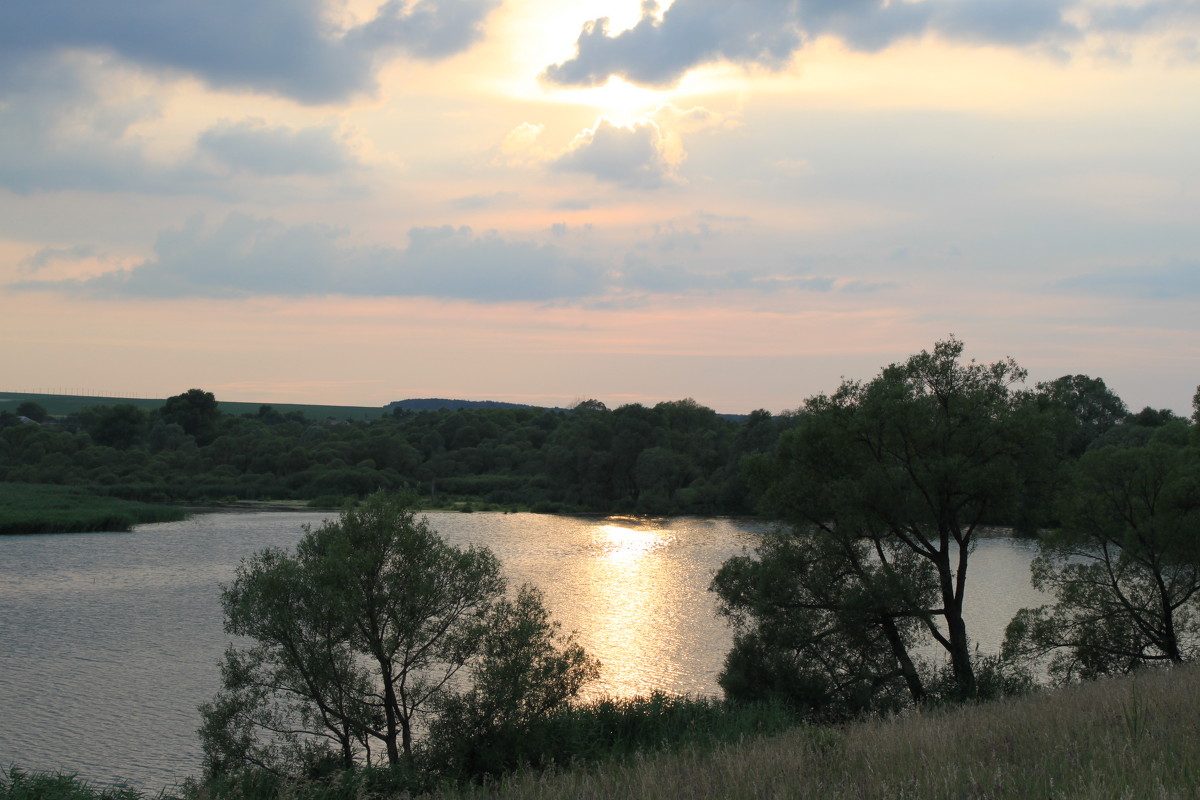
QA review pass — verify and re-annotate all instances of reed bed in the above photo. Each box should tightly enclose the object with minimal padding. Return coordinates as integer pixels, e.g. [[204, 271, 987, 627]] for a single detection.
[[0, 483, 187, 534], [434, 664, 1200, 800]]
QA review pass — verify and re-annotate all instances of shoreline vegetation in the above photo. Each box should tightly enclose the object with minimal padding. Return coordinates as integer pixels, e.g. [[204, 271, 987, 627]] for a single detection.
[[0, 483, 755, 536], [0, 483, 187, 535], [3, 663, 1197, 800]]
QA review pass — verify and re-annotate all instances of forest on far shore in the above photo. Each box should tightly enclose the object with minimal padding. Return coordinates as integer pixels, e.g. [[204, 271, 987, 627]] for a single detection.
[[1, 370, 1195, 520]]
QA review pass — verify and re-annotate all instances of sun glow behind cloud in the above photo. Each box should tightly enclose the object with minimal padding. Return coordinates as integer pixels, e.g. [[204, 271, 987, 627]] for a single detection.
[[485, 0, 685, 118], [548, 77, 668, 123]]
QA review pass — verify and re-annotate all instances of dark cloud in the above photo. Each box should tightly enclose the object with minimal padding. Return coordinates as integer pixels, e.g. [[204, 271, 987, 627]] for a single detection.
[[0, 0, 500, 105], [0, 56, 363, 193], [553, 119, 678, 189], [0, 55, 163, 194], [1089, 0, 1200, 33], [12, 213, 609, 303], [197, 120, 356, 176], [542, 0, 1087, 89], [1057, 261, 1200, 299]]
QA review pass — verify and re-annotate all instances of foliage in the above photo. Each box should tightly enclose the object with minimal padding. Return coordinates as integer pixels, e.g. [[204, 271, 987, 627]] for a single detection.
[[1036, 374, 1127, 456], [199, 493, 597, 778], [425, 585, 599, 777], [0, 483, 186, 534], [713, 526, 934, 717], [1, 390, 793, 515], [1004, 442, 1200, 682], [721, 338, 1060, 713], [15, 402, 48, 423], [0, 767, 144, 800], [161, 389, 220, 445]]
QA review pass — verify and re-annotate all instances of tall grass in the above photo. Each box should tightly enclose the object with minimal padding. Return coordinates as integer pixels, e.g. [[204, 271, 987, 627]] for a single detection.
[[0, 483, 187, 534], [7, 667, 1199, 800], [0, 768, 146, 800], [434, 664, 1200, 800], [427, 693, 797, 781]]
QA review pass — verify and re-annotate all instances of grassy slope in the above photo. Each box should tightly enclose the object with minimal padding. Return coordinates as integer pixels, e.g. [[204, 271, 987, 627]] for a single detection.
[[0, 392, 386, 421], [1, 667, 1197, 799], [436, 664, 1200, 800]]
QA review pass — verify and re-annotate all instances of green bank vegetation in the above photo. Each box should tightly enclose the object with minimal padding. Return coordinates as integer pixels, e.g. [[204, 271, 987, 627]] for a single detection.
[[5, 665, 1198, 800], [0, 483, 187, 534]]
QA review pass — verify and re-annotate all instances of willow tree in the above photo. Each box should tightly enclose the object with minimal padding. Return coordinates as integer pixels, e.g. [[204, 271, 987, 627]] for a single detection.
[[200, 493, 596, 776], [1004, 442, 1200, 681], [718, 338, 1055, 708]]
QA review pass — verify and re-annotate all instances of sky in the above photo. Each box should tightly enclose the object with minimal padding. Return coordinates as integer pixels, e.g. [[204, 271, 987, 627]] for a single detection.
[[1, 0, 1198, 415]]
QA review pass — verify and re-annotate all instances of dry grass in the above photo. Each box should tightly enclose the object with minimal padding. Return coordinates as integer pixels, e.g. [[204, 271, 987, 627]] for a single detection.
[[433, 665, 1200, 800]]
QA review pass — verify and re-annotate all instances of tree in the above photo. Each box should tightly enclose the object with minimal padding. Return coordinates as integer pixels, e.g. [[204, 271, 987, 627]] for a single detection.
[[719, 338, 1054, 708], [161, 388, 220, 444], [713, 527, 935, 716], [200, 493, 596, 777], [81, 404, 148, 449], [425, 585, 599, 776], [1003, 443, 1200, 682], [1035, 374, 1127, 456], [16, 401, 48, 423]]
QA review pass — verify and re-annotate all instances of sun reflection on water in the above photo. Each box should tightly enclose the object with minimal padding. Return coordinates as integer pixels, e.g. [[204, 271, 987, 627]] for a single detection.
[[578, 520, 691, 697], [595, 523, 675, 560]]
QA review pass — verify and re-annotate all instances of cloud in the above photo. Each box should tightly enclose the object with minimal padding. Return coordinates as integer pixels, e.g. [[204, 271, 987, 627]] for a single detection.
[[541, 0, 1093, 88], [553, 118, 682, 189], [0, 0, 501, 105], [495, 122, 547, 166], [19, 245, 100, 274], [1057, 260, 1200, 299], [9, 211, 903, 303], [196, 120, 357, 176], [0, 56, 366, 194], [449, 191, 521, 210], [0, 54, 165, 194], [1088, 1, 1200, 33], [12, 213, 610, 303], [650, 103, 735, 133]]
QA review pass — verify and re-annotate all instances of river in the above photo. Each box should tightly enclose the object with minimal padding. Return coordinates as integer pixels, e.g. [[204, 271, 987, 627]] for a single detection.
[[0, 511, 1047, 791]]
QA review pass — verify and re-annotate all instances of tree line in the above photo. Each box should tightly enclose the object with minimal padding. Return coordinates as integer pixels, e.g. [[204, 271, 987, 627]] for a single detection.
[[0, 390, 787, 514], [1, 362, 1191, 521]]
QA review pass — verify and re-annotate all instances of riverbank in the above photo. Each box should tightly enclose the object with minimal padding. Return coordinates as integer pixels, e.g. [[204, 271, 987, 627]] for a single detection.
[[435, 663, 1200, 800], [4, 665, 1196, 800], [0, 483, 187, 535]]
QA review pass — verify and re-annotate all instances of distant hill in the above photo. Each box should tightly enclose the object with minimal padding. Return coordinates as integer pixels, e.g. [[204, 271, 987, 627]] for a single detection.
[[386, 398, 565, 412], [4, 391, 749, 422], [0, 391, 385, 422], [387, 398, 749, 421]]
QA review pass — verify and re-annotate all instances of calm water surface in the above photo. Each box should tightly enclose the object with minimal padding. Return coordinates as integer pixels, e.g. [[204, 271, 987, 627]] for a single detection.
[[0, 511, 1047, 790]]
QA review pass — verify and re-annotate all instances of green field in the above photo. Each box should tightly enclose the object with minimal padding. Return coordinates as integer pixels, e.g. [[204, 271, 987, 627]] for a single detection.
[[0, 391, 388, 422], [0, 483, 188, 534]]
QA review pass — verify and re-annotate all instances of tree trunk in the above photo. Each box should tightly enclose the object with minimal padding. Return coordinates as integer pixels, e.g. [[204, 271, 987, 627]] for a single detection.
[[381, 674, 402, 764], [880, 616, 926, 703]]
